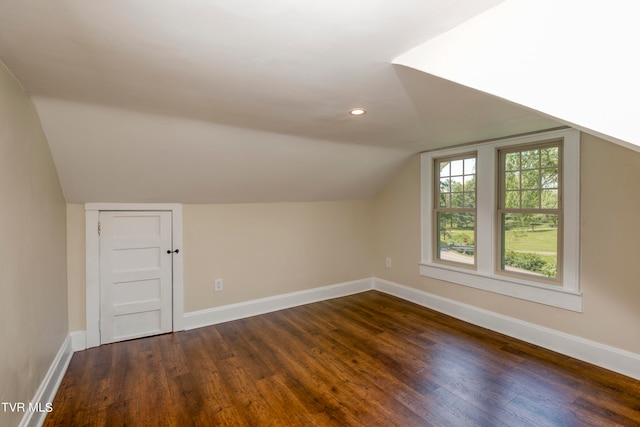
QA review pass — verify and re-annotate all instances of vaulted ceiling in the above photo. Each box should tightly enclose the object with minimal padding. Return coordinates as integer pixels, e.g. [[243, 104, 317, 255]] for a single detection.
[[5, 0, 626, 203]]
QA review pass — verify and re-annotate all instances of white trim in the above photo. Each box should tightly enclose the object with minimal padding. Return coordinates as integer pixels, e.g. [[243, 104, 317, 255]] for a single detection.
[[19, 336, 74, 427], [418, 263, 583, 311], [373, 278, 640, 381], [170, 207, 185, 332], [84, 203, 184, 348], [85, 203, 184, 211], [41, 276, 639, 419], [70, 331, 87, 352], [420, 129, 581, 310], [84, 209, 100, 347], [183, 278, 374, 330]]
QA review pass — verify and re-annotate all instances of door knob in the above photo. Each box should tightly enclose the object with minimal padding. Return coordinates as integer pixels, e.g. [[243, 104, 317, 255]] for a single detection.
[[166, 249, 180, 254]]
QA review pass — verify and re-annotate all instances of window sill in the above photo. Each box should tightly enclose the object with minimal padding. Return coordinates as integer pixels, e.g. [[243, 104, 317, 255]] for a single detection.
[[419, 262, 582, 312]]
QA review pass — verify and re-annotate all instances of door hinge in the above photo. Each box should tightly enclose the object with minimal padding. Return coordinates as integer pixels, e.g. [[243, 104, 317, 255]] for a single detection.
[[98, 221, 101, 236]]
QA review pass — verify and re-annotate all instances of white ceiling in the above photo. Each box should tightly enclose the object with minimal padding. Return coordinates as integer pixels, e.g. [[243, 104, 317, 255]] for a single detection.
[[0, 0, 561, 203]]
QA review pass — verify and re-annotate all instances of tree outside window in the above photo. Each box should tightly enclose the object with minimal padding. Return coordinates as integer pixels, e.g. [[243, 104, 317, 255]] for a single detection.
[[498, 141, 561, 280], [434, 154, 476, 266]]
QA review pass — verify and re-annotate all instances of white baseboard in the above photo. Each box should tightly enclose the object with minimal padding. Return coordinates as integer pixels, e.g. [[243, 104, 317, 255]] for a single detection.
[[373, 277, 640, 381], [183, 278, 374, 330], [19, 335, 74, 427], [66, 276, 640, 382]]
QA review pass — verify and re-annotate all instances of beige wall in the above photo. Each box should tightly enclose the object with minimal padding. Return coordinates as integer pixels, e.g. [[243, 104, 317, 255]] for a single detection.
[[66, 204, 86, 332], [183, 201, 374, 311], [0, 62, 67, 426], [64, 132, 640, 358], [66, 200, 375, 326], [373, 133, 640, 354]]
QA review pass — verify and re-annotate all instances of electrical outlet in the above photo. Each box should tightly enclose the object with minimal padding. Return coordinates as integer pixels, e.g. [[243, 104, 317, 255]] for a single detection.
[[385, 257, 392, 268], [214, 278, 224, 292]]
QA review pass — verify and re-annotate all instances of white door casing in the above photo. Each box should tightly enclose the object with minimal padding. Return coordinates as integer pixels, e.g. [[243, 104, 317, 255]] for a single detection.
[[85, 203, 184, 348], [99, 211, 173, 344]]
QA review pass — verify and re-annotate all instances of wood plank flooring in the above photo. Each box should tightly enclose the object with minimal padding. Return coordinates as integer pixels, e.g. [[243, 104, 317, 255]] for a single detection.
[[44, 291, 640, 426]]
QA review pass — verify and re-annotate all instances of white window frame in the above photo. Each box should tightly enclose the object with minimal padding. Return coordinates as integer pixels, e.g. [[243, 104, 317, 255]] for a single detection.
[[420, 129, 582, 312]]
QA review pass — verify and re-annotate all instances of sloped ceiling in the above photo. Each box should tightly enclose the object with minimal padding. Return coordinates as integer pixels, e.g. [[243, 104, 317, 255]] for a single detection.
[[395, 0, 640, 153], [0, 0, 562, 203]]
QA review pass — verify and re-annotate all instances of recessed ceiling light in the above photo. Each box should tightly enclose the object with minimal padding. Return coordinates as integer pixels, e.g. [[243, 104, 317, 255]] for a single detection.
[[349, 108, 367, 116]]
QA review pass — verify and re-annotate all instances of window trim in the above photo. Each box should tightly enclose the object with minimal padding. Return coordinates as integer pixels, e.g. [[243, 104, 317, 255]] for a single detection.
[[420, 129, 582, 312]]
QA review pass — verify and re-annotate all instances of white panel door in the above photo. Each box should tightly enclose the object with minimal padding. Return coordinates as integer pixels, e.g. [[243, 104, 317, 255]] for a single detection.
[[99, 211, 173, 344]]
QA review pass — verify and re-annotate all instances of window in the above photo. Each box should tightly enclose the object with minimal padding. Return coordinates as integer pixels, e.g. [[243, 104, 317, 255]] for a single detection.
[[434, 154, 477, 266], [498, 141, 561, 281], [420, 129, 581, 312]]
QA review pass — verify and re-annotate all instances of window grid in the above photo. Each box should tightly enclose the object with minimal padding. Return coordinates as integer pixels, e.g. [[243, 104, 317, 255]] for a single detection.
[[434, 153, 477, 267], [498, 140, 563, 282]]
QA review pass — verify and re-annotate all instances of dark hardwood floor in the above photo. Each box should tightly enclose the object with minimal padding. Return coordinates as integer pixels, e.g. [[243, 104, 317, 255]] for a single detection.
[[45, 291, 640, 426]]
